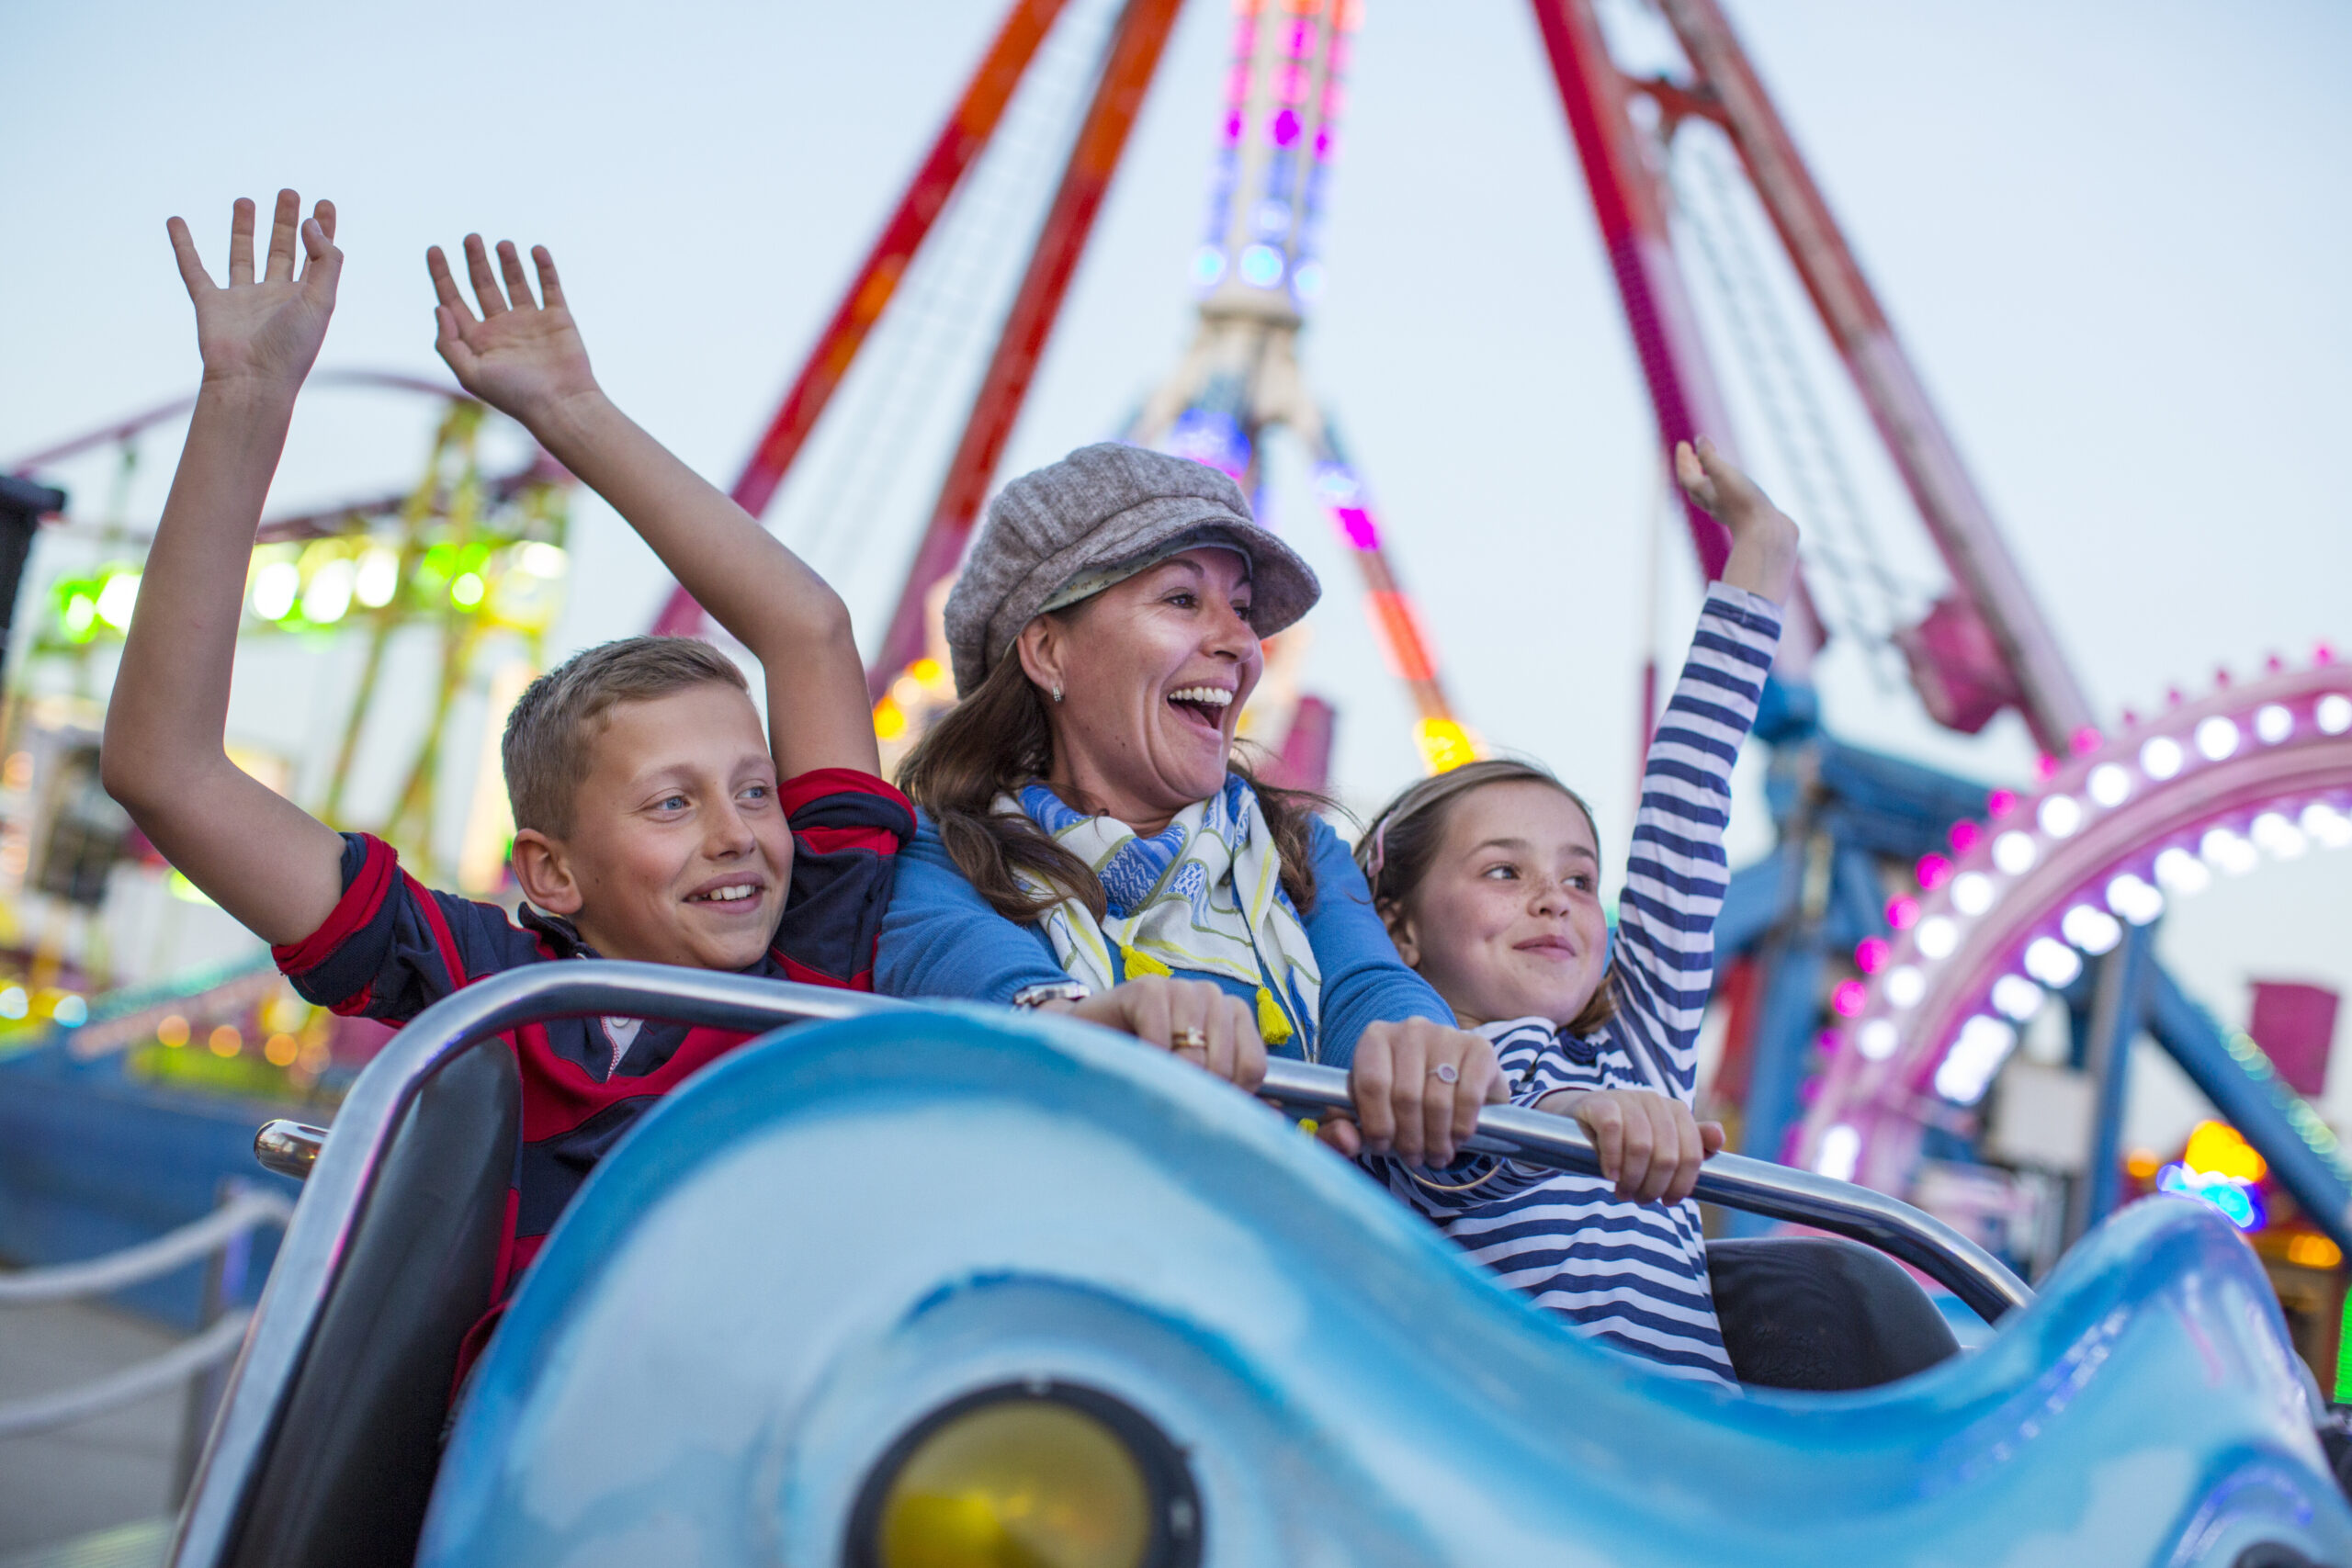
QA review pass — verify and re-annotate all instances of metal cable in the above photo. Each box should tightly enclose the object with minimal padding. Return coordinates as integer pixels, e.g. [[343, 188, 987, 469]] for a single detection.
[[0, 1312, 251, 1438], [0, 1190, 291, 1305]]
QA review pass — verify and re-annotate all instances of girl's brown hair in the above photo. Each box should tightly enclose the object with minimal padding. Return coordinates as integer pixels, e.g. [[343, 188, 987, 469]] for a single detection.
[[895, 628, 1328, 923], [1354, 757, 1618, 1035]]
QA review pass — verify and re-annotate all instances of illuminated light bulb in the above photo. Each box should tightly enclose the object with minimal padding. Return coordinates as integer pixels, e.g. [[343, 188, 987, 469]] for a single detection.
[[2251, 810, 2307, 860], [1238, 243, 1285, 288], [2301, 802, 2352, 849], [2087, 764, 2131, 807], [890, 674, 925, 710], [2256, 704, 2293, 744], [355, 547, 400, 608], [2201, 827, 2258, 875], [1816, 1124, 1861, 1181], [1884, 965, 1926, 1009], [516, 541, 568, 578], [1915, 916, 1958, 959], [53, 995, 88, 1027], [1915, 852, 1952, 890], [95, 572, 141, 631], [1934, 1015, 2018, 1105], [252, 560, 301, 620], [1991, 831, 2037, 876], [1191, 246, 1227, 288], [1986, 789, 2018, 819], [2154, 847, 2210, 895], [2319, 694, 2352, 736], [2036, 795, 2082, 839], [1949, 820, 1983, 854], [2195, 716, 2239, 761], [1885, 896, 1920, 931], [1991, 974, 2043, 1021], [1857, 1020, 1898, 1060], [1413, 717, 1477, 774], [2106, 873, 2163, 925], [2024, 937, 2082, 988], [1853, 936, 1891, 974], [1253, 197, 1292, 238], [302, 558, 355, 624], [2063, 903, 2122, 954], [1831, 979, 1868, 1018], [2140, 735, 2184, 780], [450, 572, 486, 609], [1951, 872, 1994, 916], [0, 987, 26, 1021], [1292, 262, 1326, 299], [62, 594, 96, 639]]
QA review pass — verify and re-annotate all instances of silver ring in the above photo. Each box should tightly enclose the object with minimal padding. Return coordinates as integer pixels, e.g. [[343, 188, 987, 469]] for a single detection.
[[1430, 1062, 1459, 1084], [1170, 1027, 1208, 1053]]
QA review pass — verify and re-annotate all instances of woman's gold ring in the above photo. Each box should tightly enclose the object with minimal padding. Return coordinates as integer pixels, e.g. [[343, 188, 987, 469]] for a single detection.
[[1170, 1026, 1209, 1054]]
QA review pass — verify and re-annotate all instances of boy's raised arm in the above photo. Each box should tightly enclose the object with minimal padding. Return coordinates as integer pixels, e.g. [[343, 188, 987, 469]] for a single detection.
[[427, 238, 879, 781], [103, 191, 351, 946]]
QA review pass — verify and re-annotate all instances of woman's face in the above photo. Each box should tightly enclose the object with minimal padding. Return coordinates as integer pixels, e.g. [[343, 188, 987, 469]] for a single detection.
[[1020, 547, 1261, 831], [1390, 780, 1611, 1030]]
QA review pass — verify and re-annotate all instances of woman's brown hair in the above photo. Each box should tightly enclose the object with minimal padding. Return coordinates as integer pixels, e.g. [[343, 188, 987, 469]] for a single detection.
[[895, 631, 1328, 923], [1353, 757, 1618, 1035]]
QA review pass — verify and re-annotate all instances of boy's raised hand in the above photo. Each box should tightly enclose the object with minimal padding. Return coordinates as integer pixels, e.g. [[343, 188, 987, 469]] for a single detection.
[[167, 190, 342, 394], [428, 236, 599, 425]]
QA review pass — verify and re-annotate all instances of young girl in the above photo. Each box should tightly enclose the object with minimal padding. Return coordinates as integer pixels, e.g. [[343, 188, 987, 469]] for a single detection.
[[1347, 438, 1797, 1386]]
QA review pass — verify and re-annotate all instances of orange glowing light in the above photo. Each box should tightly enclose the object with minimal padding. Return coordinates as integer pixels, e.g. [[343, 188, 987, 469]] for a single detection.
[[2286, 1233, 2344, 1270], [209, 1025, 243, 1058], [157, 1014, 190, 1048], [872, 696, 907, 740], [264, 1032, 300, 1067], [2125, 1148, 2161, 1181]]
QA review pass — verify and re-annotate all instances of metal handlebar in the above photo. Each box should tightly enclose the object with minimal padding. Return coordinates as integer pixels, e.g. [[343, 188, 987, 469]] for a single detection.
[[1255, 1059, 2032, 1323], [184, 964, 2030, 1568]]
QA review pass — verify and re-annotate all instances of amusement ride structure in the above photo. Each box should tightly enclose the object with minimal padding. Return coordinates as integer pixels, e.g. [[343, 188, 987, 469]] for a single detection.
[[5, 0, 2348, 1366]]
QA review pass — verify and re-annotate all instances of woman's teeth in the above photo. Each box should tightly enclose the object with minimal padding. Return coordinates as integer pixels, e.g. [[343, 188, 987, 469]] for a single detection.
[[1168, 686, 1233, 708], [692, 884, 760, 903]]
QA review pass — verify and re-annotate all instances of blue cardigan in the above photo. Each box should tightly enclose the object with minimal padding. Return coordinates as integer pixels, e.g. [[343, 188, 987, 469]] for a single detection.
[[876, 808, 1453, 1069]]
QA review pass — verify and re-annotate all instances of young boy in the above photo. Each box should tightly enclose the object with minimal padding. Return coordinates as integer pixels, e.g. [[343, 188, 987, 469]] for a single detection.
[[105, 190, 912, 1328]]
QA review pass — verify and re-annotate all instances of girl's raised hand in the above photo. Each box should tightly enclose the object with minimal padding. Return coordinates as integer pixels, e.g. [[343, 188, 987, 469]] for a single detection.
[[427, 236, 599, 427], [1675, 436, 1801, 604], [166, 191, 342, 394]]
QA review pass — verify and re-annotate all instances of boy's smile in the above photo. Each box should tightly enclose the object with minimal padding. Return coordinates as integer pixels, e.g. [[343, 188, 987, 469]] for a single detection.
[[515, 682, 794, 972]]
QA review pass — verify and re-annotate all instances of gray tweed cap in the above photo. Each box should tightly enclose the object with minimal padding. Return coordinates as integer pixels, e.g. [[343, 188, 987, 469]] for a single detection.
[[944, 443, 1321, 696]]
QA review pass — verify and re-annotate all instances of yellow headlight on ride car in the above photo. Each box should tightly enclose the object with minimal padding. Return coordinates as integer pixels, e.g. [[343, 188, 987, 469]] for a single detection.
[[853, 1382, 1200, 1568]]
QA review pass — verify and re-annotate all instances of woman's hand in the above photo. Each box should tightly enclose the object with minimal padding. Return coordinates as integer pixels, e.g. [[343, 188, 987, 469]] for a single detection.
[[1675, 436, 1800, 605], [427, 235, 601, 430], [1052, 976, 1267, 1091], [1318, 1021, 1506, 1168], [1539, 1088, 1725, 1204], [167, 190, 342, 397]]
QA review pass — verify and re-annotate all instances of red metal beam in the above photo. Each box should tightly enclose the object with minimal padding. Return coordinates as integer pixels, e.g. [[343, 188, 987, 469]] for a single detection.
[[1655, 0, 2094, 752], [651, 0, 1069, 637], [868, 0, 1186, 695]]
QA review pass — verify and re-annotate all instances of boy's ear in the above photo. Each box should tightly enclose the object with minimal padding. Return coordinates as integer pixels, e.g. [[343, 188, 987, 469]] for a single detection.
[[510, 828, 583, 916]]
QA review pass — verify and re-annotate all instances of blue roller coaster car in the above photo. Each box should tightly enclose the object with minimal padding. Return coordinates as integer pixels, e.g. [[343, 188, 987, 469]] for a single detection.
[[171, 964, 2352, 1568]]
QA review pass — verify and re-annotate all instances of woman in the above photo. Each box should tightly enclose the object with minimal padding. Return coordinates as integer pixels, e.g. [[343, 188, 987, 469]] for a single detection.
[[879, 443, 1500, 1168]]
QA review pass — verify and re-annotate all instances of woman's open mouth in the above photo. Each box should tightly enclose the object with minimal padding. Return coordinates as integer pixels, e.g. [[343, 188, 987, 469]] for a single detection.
[[1166, 684, 1233, 736]]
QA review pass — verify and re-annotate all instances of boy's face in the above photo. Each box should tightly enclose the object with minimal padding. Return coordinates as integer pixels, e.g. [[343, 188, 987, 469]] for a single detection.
[[530, 683, 793, 972]]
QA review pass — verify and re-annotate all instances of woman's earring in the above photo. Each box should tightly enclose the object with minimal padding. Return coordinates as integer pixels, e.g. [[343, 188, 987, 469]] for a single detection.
[[1051, 684, 1064, 704]]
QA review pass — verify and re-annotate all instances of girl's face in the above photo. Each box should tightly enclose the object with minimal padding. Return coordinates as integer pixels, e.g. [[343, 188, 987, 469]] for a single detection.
[[1389, 780, 1610, 1030]]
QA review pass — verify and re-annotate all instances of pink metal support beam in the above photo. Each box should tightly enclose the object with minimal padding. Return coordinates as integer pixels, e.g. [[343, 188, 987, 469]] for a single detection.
[[650, 0, 1069, 638], [1655, 0, 2095, 754], [868, 0, 1186, 696]]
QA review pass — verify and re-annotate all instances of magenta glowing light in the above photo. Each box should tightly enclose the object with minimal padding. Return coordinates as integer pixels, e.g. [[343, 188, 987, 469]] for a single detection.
[[1272, 108, 1301, 148], [2071, 726, 2103, 755], [1986, 789, 2019, 819], [1313, 125, 1335, 161], [1885, 896, 1920, 931], [2034, 754, 2058, 782], [1831, 980, 1868, 1019], [1915, 852, 1953, 890], [1948, 819, 1982, 854], [1332, 505, 1380, 550], [1223, 112, 1244, 143], [1854, 935, 1892, 974]]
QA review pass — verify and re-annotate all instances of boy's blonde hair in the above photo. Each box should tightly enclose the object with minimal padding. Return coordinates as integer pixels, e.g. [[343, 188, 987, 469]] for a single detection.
[[502, 637, 749, 837], [1356, 757, 1617, 1035]]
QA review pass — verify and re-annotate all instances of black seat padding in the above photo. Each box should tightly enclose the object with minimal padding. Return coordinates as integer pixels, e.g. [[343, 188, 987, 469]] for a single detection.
[[1708, 1235, 1962, 1391], [226, 1041, 518, 1568]]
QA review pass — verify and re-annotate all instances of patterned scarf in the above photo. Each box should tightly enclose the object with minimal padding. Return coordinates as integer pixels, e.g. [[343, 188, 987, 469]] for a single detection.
[[1001, 773, 1322, 1058]]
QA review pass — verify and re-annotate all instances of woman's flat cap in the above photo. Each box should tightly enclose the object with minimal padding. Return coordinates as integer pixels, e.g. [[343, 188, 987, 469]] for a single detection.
[[944, 443, 1322, 696]]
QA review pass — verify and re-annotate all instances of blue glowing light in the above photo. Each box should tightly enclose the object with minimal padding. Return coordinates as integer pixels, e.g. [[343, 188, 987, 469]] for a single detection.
[[2157, 1162, 2266, 1232], [1191, 246, 1227, 289], [1253, 198, 1292, 238], [1292, 261, 1326, 300], [1238, 244, 1284, 288]]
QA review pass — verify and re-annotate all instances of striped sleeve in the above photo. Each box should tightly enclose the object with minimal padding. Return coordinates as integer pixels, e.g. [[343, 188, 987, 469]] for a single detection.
[[1607, 583, 1781, 1102], [772, 768, 916, 991]]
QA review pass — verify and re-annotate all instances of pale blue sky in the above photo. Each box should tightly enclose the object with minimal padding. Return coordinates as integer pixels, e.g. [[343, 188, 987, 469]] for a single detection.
[[6, 0, 2347, 1145]]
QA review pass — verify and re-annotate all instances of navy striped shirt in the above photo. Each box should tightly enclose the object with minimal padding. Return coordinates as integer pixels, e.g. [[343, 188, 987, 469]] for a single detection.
[[1380, 584, 1781, 1386]]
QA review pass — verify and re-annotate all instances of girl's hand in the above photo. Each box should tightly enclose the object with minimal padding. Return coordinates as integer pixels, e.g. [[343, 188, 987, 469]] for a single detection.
[[1320, 1020, 1506, 1168], [427, 235, 600, 429], [1053, 976, 1267, 1091], [1675, 436, 1801, 604], [1540, 1087, 1724, 1204], [167, 191, 342, 396]]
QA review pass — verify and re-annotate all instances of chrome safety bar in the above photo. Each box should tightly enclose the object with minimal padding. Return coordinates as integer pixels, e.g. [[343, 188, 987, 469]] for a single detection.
[[1259, 1059, 2034, 1324], [172, 963, 906, 1568]]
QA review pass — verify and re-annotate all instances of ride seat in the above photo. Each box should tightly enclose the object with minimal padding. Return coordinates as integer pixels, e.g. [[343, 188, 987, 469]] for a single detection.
[[223, 1039, 517, 1568]]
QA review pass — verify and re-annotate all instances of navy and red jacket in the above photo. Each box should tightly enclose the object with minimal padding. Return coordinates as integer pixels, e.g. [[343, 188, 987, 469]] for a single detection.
[[272, 767, 912, 1320]]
